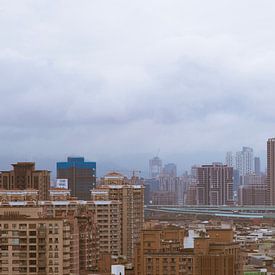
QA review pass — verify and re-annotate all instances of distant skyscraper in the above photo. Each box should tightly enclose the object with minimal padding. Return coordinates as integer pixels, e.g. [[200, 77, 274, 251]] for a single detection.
[[162, 163, 177, 177], [267, 138, 275, 205], [57, 157, 96, 200], [149, 157, 162, 178], [225, 151, 234, 167], [235, 146, 254, 178], [191, 165, 198, 179], [254, 157, 261, 175]]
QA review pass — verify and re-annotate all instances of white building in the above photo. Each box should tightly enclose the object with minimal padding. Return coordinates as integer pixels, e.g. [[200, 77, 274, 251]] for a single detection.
[[236, 147, 254, 177], [111, 265, 125, 275], [225, 151, 234, 168]]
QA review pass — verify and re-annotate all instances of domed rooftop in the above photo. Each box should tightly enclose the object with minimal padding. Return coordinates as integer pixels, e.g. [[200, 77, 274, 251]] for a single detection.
[[104, 171, 125, 179]]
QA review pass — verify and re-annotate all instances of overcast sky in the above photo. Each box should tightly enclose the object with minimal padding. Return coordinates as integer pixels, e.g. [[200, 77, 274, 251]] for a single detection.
[[0, 0, 275, 173]]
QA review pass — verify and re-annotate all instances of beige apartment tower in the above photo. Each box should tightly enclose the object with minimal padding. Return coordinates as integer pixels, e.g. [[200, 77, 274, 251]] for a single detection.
[[97, 172, 144, 263], [0, 208, 73, 275]]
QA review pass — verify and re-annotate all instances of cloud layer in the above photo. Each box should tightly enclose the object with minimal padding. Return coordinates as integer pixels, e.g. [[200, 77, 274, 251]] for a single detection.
[[0, 0, 275, 172]]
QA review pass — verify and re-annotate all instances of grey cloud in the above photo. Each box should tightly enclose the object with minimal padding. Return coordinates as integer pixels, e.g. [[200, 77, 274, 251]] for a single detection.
[[0, 0, 275, 172]]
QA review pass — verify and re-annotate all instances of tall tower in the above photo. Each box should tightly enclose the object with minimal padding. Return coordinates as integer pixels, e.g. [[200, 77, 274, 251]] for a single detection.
[[235, 147, 253, 177], [267, 138, 275, 205], [57, 157, 96, 200], [149, 157, 162, 178]]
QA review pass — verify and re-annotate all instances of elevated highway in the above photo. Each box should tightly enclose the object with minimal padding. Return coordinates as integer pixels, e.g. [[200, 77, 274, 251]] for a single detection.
[[145, 205, 275, 219]]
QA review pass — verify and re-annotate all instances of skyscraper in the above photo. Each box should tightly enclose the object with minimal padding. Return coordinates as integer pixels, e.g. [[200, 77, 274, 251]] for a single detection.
[[225, 151, 234, 168], [267, 138, 275, 205], [235, 147, 254, 177], [149, 157, 162, 178], [57, 157, 96, 200], [162, 163, 177, 177]]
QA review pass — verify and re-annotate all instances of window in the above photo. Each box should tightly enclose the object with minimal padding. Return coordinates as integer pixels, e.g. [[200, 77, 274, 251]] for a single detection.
[[29, 267, 36, 273], [29, 231, 36, 236]]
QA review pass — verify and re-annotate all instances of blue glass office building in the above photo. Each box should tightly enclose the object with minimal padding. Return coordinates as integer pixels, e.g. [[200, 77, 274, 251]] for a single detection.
[[57, 157, 96, 200]]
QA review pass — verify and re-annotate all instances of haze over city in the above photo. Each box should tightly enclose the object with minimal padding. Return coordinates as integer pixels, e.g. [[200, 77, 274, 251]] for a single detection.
[[3, 2, 275, 275], [0, 1, 275, 174]]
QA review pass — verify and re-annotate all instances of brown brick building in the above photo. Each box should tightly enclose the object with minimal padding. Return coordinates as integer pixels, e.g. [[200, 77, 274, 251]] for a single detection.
[[134, 226, 242, 275], [0, 162, 50, 200], [196, 163, 234, 206]]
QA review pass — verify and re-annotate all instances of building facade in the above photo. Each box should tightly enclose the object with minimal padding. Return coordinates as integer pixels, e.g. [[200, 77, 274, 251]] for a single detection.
[[162, 163, 177, 177], [238, 183, 268, 206], [57, 157, 96, 200], [135, 226, 242, 275], [254, 157, 261, 176], [236, 147, 254, 178], [98, 172, 144, 263], [149, 157, 162, 178], [0, 162, 50, 200], [225, 152, 234, 168], [196, 163, 234, 206]]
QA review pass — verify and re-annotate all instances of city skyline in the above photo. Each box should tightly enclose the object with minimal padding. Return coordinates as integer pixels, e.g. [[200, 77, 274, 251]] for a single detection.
[[0, 143, 267, 178], [0, 143, 267, 179]]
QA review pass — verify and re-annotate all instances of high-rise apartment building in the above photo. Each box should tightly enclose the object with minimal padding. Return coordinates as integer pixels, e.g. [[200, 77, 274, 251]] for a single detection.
[[0, 162, 50, 200], [162, 163, 177, 177], [267, 138, 275, 205], [88, 197, 122, 257], [0, 198, 100, 274], [57, 157, 96, 200], [238, 183, 268, 206], [159, 176, 185, 204], [0, 212, 72, 275], [0, 203, 97, 275], [236, 147, 254, 178], [191, 165, 198, 179], [97, 172, 144, 263], [225, 152, 234, 168], [151, 191, 177, 205], [149, 157, 162, 178], [196, 163, 233, 206], [254, 157, 261, 176], [185, 183, 198, 205]]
